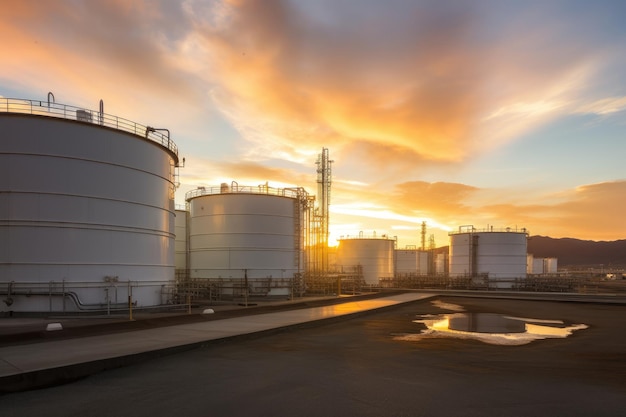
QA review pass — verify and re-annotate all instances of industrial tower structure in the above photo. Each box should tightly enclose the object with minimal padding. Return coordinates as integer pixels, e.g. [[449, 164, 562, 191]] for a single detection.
[[311, 148, 332, 272]]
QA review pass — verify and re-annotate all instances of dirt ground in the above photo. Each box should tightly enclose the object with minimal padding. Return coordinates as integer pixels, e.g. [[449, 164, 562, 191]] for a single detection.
[[1, 296, 625, 417]]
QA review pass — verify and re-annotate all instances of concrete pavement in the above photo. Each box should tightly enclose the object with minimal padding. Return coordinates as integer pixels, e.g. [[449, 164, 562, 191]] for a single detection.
[[0, 292, 434, 393]]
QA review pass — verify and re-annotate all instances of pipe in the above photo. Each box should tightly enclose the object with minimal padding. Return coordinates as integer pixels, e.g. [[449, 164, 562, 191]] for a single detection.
[[144, 126, 170, 147], [99, 99, 104, 125], [3, 281, 13, 307], [0, 290, 131, 311], [47, 92, 55, 111]]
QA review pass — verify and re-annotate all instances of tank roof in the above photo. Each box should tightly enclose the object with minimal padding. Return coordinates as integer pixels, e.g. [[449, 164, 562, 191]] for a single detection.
[[449, 225, 529, 235], [185, 182, 309, 201], [338, 232, 396, 241], [0, 97, 178, 160]]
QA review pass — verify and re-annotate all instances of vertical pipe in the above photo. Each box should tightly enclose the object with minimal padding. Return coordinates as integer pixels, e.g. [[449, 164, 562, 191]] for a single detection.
[[47, 92, 55, 111], [244, 269, 249, 307], [128, 281, 133, 321]]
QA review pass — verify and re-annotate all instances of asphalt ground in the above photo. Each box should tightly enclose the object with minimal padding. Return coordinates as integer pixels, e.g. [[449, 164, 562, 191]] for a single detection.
[[1, 295, 624, 417]]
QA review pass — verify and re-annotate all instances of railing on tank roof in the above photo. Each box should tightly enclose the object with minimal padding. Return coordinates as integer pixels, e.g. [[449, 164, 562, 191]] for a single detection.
[[185, 183, 308, 201], [448, 225, 529, 235], [0, 97, 178, 157], [338, 231, 396, 240]]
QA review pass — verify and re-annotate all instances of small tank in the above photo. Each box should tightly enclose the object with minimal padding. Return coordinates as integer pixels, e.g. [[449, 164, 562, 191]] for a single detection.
[[185, 184, 309, 297], [336, 235, 395, 285], [449, 226, 528, 287]]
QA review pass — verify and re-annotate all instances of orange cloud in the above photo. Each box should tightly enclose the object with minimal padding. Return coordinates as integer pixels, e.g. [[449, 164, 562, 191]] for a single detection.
[[327, 180, 478, 245], [3, 0, 620, 170], [180, 157, 311, 186], [195, 0, 490, 164], [390, 181, 479, 218], [3, 1, 625, 245], [479, 181, 626, 240], [191, 0, 618, 174], [0, 0, 201, 119], [330, 179, 626, 244]]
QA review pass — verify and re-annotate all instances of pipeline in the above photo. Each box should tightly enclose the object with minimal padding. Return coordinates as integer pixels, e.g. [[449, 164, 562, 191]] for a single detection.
[[1, 289, 132, 312]]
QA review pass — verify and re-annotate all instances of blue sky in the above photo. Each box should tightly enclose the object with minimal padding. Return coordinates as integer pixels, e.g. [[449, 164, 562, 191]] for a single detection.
[[2, 0, 626, 246]]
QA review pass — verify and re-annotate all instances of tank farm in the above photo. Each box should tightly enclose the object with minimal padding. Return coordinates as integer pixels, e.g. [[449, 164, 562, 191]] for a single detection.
[[1, 97, 588, 314]]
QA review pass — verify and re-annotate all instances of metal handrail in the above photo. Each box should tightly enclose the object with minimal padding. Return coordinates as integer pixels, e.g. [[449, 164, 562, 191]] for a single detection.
[[448, 226, 529, 235], [338, 233, 396, 241], [0, 97, 178, 158], [185, 184, 308, 201]]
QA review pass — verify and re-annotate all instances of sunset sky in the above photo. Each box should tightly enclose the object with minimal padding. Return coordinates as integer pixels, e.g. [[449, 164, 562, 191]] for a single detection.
[[2, 0, 625, 247]]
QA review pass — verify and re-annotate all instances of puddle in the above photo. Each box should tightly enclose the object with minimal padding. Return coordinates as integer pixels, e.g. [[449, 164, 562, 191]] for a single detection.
[[448, 313, 526, 333], [394, 309, 588, 346]]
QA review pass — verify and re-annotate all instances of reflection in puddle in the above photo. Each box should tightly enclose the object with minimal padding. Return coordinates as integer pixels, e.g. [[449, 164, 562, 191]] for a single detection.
[[395, 312, 588, 346], [448, 313, 526, 333]]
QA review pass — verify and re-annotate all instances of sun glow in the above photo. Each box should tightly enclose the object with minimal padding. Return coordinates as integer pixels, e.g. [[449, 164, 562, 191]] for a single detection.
[[331, 206, 452, 231]]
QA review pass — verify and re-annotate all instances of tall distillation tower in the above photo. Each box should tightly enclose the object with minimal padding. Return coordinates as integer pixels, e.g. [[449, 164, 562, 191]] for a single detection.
[[312, 148, 332, 272]]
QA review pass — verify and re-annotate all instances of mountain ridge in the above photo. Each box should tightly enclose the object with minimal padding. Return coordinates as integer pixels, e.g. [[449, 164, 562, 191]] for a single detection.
[[527, 235, 626, 267]]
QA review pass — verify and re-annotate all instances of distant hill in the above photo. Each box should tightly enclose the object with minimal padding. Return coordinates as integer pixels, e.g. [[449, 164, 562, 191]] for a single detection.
[[527, 236, 626, 267]]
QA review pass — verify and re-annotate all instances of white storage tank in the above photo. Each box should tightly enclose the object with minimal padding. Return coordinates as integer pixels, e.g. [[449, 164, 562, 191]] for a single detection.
[[527, 254, 534, 274], [527, 255, 558, 275], [435, 253, 447, 275], [175, 208, 188, 272], [336, 235, 395, 285], [533, 258, 545, 274], [0, 97, 179, 312], [449, 226, 528, 286], [544, 257, 558, 274], [395, 249, 429, 275], [186, 184, 308, 296]]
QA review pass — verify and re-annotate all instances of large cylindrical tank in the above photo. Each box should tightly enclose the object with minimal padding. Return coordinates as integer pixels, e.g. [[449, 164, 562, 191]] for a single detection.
[[449, 227, 527, 285], [395, 249, 429, 276], [186, 185, 307, 296], [336, 237, 395, 285], [395, 249, 418, 275], [0, 99, 179, 312], [175, 209, 188, 272]]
